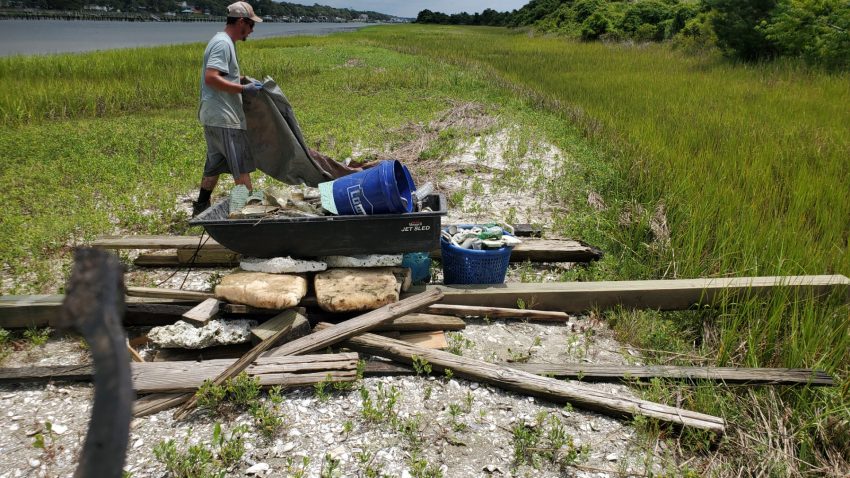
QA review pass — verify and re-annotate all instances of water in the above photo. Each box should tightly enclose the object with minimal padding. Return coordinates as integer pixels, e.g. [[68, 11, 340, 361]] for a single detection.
[[0, 20, 377, 56]]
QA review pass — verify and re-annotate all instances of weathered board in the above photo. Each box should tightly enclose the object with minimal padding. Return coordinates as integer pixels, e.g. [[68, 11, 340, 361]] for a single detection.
[[419, 275, 850, 312]]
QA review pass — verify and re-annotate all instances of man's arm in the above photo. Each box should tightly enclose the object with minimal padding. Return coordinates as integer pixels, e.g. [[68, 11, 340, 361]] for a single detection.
[[204, 67, 244, 94]]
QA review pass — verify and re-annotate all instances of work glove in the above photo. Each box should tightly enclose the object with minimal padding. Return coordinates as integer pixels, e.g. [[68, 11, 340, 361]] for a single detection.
[[242, 81, 263, 96]]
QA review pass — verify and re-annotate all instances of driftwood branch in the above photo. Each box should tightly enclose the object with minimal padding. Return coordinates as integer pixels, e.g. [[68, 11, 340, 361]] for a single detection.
[[318, 324, 726, 434], [59, 248, 132, 478]]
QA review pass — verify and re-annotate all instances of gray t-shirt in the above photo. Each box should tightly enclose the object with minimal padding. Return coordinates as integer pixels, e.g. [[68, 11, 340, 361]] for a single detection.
[[198, 32, 246, 130]]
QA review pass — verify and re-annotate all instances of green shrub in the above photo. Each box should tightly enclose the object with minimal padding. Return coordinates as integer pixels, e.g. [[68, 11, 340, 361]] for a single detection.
[[581, 11, 612, 40], [706, 0, 779, 60], [761, 0, 850, 70], [620, 0, 672, 41]]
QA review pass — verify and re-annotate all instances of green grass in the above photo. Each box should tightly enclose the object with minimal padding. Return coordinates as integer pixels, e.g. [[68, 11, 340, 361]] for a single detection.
[[354, 25, 850, 474], [1, 35, 599, 293], [2, 24, 849, 474]]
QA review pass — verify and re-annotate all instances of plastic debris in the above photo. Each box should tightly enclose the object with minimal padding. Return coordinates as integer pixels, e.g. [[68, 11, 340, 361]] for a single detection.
[[442, 223, 522, 250]]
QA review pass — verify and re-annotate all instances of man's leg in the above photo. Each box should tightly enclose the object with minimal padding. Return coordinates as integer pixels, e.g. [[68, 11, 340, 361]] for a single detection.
[[193, 175, 219, 217], [233, 172, 252, 192]]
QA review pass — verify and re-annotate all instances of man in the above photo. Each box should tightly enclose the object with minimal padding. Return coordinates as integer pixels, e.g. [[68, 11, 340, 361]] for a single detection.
[[192, 1, 263, 217]]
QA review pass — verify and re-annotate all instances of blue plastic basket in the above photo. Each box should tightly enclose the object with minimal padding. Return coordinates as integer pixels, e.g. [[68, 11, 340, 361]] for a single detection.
[[440, 232, 513, 285]]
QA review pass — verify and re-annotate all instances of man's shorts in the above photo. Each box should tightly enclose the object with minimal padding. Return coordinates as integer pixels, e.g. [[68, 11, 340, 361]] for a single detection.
[[202, 125, 257, 178]]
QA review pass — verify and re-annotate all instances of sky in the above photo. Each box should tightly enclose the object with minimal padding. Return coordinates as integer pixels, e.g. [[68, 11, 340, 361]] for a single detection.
[[289, 1, 528, 18]]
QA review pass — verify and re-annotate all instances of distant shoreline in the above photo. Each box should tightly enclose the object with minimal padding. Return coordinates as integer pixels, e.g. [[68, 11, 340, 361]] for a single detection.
[[0, 20, 379, 56], [0, 9, 389, 23]]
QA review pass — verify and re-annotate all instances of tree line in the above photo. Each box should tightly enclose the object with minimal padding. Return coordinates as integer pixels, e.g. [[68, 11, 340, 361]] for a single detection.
[[9, 0, 394, 21], [416, 0, 850, 70]]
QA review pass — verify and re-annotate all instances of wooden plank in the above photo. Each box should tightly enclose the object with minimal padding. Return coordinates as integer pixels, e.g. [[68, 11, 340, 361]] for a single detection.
[[420, 275, 850, 312], [126, 287, 213, 302], [176, 248, 241, 266], [172, 307, 310, 420], [507, 364, 836, 385], [379, 313, 466, 332], [125, 303, 195, 326], [250, 308, 311, 345], [425, 304, 569, 321], [4, 362, 833, 387], [133, 253, 181, 267], [264, 289, 443, 358], [182, 298, 220, 325], [122, 237, 600, 266], [135, 252, 241, 267], [321, 325, 726, 434], [154, 344, 252, 362], [132, 353, 358, 393], [397, 331, 447, 350], [92, 235, 228, 250], [0, 364, 95, 383], [360, 361, 834, 385], [134, 393, 194, 418], [0, 295, 196, 329]]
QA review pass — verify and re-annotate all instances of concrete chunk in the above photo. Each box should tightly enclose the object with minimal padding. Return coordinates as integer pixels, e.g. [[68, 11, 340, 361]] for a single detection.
[[314, 268, 399, 312], [148, 319, 256, 349], [215, 272, 307, 309]]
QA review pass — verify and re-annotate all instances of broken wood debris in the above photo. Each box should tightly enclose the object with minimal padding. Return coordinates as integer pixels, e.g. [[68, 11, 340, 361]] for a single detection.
[[425, 304, 570, 321], [316, 323, 727, 434], [2, 362, 833, 387], [132, 353, 358, 393], [360, 361, 835, 386], [171, 307, 310, 420], [250, 308, 311, 346], [264, 289, 444, 357], [125, 286, 214, 302], [181, 298, 220, 325]]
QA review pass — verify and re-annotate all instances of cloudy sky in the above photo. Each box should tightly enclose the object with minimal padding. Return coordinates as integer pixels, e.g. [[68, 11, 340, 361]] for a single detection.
[[291, 1, 528, 18]]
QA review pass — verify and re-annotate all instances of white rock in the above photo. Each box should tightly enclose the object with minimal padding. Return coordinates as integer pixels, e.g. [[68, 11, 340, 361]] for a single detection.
[[51, 424, 68, 435], [147, 319, 257, 349], [244, 462, 269, 475], [28, 459, 40, 468], [321, 254, 402, 268], [241, 257, 327, 274], [606, 453, 618, 461], [133, 439, 144, 449], [280, 442, 295, 453]]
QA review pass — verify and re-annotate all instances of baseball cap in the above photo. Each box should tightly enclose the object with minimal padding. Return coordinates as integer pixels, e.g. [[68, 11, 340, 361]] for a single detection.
[[227, 1, 262, 22]]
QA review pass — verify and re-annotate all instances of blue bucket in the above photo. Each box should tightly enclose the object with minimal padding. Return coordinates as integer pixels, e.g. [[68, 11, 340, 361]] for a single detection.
[[320, 160, 415, 215], [402, 252, 432, 284]]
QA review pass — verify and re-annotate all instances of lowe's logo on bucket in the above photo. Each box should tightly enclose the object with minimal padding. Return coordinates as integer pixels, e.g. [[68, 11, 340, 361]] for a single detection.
[[346, 185, 373, 215]]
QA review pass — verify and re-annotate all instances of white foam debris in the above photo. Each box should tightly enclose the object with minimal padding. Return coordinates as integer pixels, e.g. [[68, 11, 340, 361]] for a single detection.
[[240, 256, 327, 273], [320, 254, 403, 268]]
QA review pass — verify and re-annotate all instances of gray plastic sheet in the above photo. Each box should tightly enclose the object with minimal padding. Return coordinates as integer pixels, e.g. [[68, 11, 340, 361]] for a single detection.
[[242, 76, 333, 187]]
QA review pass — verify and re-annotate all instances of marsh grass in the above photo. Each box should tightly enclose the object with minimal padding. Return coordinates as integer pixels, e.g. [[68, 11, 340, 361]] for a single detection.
[[3, 24, 849, 474], [1, 35, 596, 293]]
